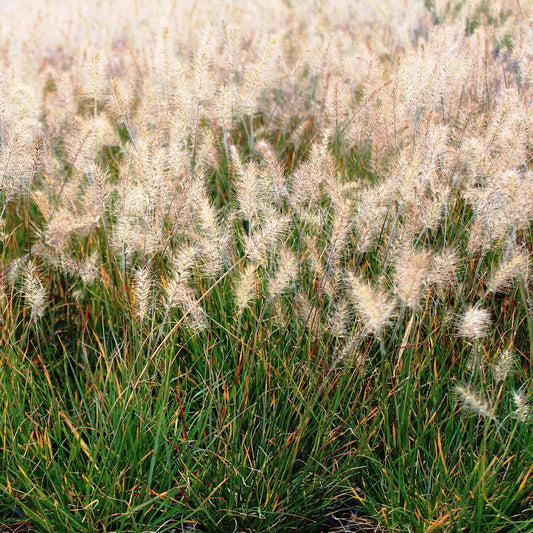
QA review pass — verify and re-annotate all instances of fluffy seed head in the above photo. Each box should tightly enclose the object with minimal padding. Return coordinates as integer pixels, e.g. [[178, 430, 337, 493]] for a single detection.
[[347, 272, 395, 337], [491, 349, 514, 382], [234, 262, 258, 313], [268, 246, 298, 298], [165, 280, 207, 332], [329, 196, 354, 266], [231, 145, 263, 222], [44, 208, 76, 252], [256, 140, 287, 205], [134, 266, 152, 321], [327, 299, 352, 339], [394, 248, 430, 308], [458, 307, 491, 340], [488, 249, 529, 293], [428, 248, 460, 290], [22, 260, 47, 319], [294, 290, 318, 330], [170, 246, 199, 286], [512, 391, 531, 423], [455, 384, 495, 419], [245, 213, 290, 264]]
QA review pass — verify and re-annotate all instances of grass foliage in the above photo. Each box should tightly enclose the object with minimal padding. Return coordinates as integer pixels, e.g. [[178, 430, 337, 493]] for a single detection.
[[1, 0, 533, 531]]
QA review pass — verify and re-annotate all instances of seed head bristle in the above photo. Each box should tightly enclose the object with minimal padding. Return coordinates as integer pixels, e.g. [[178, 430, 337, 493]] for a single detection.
[[327, 298, 352, 339], [22, 260, 47, 319], [512, 391, 531, 423], [488, 249, 529, 293], [428, 248, 460, 290], [455, 384, 495, 419], [268, 246, 298, 298], [491, 348, 514, 382], [234, 262, 258, 313], [394, 248, 430, 309], [134, 266, 152, 321], [165, 280, 207, 332], [347, 272, 395, 337], [458, 307, 491, 340]]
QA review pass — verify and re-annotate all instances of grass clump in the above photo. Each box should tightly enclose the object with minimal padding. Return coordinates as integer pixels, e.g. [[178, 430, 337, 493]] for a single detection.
[[1, 0, 533, 531]]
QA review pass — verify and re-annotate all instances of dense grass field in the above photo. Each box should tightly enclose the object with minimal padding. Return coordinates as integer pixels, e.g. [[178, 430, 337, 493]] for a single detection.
[[1, 0, 533, 531]]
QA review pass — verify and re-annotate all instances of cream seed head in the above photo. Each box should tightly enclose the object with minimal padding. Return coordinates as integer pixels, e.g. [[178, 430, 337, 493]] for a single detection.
[[458, 307, 491, 340], [256, 140, 287, 205], [245, 213, 290, 264], [133, 265, 152, 321], [327, 298, 352, 339], [455, 384, 495, 420], [428, 248, 460, 290], [394, 248, 430, 309], [512, 391, 531, 423], [491, 349, 514, 382], [329, 196, 354, 266], [22, 260, 47, 319], [294, 291, 318, 330], [170, 246, 199, 285], [231, 145, 263, 222], [347, 272, 396, 337], [165, 280, 207, 332], [488, 249, 529, 293], [234, 262, 258, 313], [268, 246, 298, 299], [165, 277, 188, 310]]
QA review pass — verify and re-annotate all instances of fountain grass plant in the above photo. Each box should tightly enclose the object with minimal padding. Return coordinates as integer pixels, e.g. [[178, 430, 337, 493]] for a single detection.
[[1, 0, 533, 531]]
